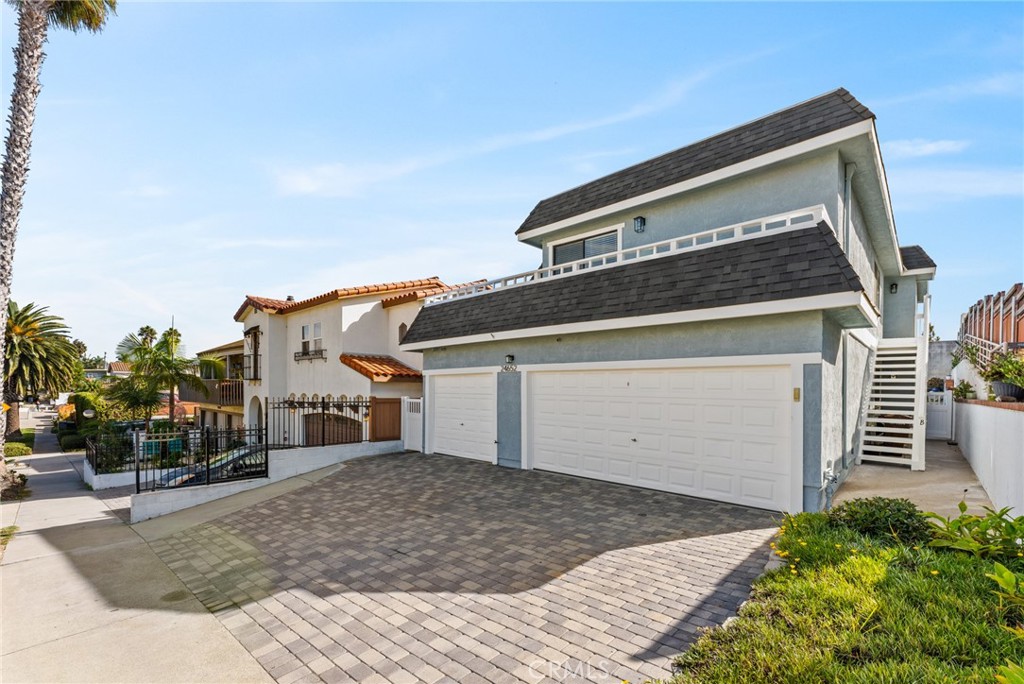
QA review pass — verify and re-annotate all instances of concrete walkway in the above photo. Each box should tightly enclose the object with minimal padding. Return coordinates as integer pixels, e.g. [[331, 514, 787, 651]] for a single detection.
[[834, 439, 993, 517], [0, 409, 272, 684]]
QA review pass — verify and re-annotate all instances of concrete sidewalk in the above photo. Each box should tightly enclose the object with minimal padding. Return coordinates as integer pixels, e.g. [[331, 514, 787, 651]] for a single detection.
[[0, 410, 272, 684]]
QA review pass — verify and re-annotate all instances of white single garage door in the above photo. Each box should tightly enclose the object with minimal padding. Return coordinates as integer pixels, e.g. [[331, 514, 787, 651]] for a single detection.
[[529, 365, 794, 511], [431, 373, 497, 462]]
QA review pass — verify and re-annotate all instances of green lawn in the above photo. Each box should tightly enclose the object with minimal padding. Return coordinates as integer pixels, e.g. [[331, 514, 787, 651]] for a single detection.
[[8, 427, 35, 450], [671, 512, 1024, 684]]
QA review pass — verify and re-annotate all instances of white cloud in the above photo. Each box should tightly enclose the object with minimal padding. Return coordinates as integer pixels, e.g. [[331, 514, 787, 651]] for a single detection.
[[877, 72, 1023, 107], [889, 167, 1024, 209], [883, 139, 970, 159], [270, 53, 774, 198]]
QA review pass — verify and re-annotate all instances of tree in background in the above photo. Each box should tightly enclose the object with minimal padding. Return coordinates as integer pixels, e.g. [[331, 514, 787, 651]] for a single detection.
[[137, 325, 157, 348], [104, 375, 162, 428], [4, 301, 77, 436], [115, 326, 223, 426], [0, 0, 117, 485]]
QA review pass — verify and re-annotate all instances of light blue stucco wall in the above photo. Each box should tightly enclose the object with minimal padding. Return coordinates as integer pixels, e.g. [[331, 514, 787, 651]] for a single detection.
[[496, 372, 522, 468], [534, 151, 843, 265], [423, 311, 824, 371], [883, 276, 918, 338], [803, 363, 824, 511]]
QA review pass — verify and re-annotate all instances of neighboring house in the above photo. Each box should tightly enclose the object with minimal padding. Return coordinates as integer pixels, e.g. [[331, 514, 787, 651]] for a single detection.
[[107, 361, 132, 378], [83, 368, 107, 380], [402, 88, 936, 513], [234, 277, 464, 428], [178, 339, 246, 430]]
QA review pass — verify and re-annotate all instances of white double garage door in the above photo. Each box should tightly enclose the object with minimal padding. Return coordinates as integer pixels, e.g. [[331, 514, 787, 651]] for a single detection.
[[430, 363, 799, 512]]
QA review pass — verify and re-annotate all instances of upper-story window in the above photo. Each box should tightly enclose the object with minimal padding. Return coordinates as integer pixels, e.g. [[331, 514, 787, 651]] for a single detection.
[[552, 231, 618, 265], [301, 322, 322, 353]]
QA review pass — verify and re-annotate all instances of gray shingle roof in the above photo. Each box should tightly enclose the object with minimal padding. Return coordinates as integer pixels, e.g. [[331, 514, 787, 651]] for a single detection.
[[517, 88, 874, 235], [405, 222, 863, 345], [900, 245, 936, 271]]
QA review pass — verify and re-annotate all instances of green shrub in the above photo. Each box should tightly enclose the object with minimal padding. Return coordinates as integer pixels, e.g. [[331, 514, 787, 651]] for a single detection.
[[4, 442, 31, 458], [928, 502, 1024, 560], [59, 434, 87, 452], [828, 496, 931, 544]]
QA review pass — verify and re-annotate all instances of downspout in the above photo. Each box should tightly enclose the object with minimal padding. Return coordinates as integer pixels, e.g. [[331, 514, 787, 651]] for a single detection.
[[840, 162, 857, 471]]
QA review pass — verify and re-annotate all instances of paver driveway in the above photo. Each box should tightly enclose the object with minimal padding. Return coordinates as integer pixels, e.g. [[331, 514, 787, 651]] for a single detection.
[[151, 453, 777, 683]]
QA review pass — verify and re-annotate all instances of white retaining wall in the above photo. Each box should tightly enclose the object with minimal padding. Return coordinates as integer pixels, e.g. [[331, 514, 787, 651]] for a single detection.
[[130, 440, 402, 523], [954, 402, 1024, 513], [83, 460, 139, 490]]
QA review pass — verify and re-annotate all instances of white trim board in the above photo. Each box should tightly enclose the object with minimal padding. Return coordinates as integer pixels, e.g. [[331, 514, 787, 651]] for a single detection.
[[517, 120, 874, 243], [403, 291, 871, 351]]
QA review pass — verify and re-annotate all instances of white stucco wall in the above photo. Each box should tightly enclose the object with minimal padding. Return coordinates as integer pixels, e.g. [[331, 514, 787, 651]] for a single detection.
[[129, 440, 404, 523], [954, 402, 1024, 513]]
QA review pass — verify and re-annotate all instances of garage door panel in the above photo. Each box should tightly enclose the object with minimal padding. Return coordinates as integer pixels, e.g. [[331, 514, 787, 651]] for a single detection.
[[432, 374, 496, 462], [529, 365, 792, 511]]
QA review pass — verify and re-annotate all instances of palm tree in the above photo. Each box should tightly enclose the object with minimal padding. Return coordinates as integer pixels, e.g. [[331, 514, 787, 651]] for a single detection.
[[0, 0, 117, 452], [4, 301, 77, 436], [104, 375, 162, 429], [119, 327, 223, 426], [137, 326, 157, 348]]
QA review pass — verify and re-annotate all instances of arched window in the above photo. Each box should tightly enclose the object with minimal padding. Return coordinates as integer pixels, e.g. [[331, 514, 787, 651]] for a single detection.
[[398, 322, 408, 342]]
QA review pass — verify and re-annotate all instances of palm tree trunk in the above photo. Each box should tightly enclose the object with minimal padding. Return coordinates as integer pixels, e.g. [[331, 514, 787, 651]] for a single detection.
[[5, 402, 21, 438], [0, 0, 53, 459]]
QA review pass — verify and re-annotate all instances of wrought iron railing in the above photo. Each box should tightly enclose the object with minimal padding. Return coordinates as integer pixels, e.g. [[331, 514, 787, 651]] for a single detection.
[[136, 426, 268, 493], [266, 396, 401, 447], [294, 348, 327, 362]]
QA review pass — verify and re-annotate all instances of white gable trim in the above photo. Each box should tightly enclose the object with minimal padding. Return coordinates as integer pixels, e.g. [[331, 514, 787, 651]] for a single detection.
[[517, 120, 875, 243], [402, 291, 871, 351]]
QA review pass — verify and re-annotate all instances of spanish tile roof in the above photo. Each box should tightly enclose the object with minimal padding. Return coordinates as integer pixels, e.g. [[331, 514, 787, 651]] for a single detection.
[[899, 245, 936, 271], [107, 361, 132, 373], [234, 278, 448, 321], [517, 88, 875, 234], [339, 354, 422, 382], [381, 280, 490, 308], [404, 222, 863, 344]]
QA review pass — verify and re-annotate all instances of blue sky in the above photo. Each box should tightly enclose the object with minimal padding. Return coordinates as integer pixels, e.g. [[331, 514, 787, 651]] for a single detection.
[[2, 2, 1021, 358]]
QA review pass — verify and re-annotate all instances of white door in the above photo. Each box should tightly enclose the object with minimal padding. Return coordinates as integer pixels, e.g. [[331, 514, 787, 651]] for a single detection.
[[925, 390, 952, 440], [529, 365, 794, 511], [431, 373, 497, 461]]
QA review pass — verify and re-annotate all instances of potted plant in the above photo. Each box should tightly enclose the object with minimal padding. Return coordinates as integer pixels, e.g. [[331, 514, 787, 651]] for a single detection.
[[980, 351, 1024, 400], [953, 380, 976, 401]]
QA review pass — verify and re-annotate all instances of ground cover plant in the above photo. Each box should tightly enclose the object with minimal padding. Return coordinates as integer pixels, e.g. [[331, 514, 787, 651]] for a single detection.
[[671, 499, 1024, 684]]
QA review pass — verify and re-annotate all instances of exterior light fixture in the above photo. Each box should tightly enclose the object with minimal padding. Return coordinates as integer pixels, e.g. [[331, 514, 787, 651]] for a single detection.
[[633, 216, 646, 233], [505, 354, 514, 365], [502, 354, 517, 373], [889, 283, 898, 294]]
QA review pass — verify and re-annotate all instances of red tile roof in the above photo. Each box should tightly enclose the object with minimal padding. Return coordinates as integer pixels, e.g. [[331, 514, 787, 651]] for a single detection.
[[381, 280, 489, 308], [107, 361, 132, 373], [338, 354, 422, 382], [234, 278, 447, 321]]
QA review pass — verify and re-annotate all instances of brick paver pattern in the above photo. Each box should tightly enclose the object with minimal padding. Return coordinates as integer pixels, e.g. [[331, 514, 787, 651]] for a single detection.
[[151, 453, 777, 683]]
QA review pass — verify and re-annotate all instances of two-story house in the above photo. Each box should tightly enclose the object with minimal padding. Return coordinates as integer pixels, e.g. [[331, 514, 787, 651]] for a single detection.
[[402, 89, 936, 513], [234, 277, 461, 429], [178, 339, 246, 430]]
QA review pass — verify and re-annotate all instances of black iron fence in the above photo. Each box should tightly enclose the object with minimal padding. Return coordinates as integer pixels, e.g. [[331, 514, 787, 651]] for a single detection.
[[267, 397, 401, 447], [86, 426, 269, 493]]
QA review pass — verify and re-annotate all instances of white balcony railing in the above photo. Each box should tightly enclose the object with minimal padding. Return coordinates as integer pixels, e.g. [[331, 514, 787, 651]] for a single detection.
[[426, 205, 830, 306]]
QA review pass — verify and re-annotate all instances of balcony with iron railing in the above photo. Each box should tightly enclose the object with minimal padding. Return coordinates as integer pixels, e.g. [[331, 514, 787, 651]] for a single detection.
[[425, 206, 829, 307], [178, 378, 244, 406], [294, 348, 327, 362]]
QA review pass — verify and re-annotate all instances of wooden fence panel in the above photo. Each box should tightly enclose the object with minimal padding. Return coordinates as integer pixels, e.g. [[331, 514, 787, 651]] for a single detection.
[[370, 397, 401, 442]]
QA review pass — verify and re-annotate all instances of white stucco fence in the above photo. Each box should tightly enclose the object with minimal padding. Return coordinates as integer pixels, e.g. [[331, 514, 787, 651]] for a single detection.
[[954, 402, 1024, 513], [129, 440, 403, 523]]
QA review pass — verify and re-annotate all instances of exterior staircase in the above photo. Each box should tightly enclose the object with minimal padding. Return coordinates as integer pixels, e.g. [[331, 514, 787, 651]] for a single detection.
[[857, 337, 927, 470]]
